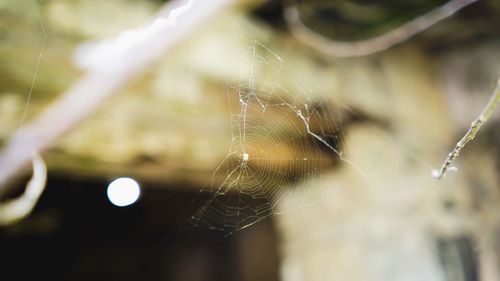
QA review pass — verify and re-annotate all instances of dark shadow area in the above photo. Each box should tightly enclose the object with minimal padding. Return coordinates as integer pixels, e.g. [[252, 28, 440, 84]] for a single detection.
[[0, 175, 280, 281]]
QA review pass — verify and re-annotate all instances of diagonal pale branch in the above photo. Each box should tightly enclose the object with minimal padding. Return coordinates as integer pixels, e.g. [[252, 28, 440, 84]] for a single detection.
[[433, 78, 500, 179], [283, 0, 479, 57], [0, 0, 235, 197]]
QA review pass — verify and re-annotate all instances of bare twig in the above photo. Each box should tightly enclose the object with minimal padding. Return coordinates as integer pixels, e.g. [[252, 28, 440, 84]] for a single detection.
[[0, 0, 234, 196], [433, 78, 500, 179], [283, 0, 479, 57], [0, 152, 46, 226]]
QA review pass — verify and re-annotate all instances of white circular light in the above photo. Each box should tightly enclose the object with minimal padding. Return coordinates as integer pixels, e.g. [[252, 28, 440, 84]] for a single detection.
[[107, 177, 141, 207]]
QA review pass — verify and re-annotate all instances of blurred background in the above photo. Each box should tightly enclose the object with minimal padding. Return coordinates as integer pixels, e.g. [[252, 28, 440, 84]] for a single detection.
[[0, 0, 499, 280]]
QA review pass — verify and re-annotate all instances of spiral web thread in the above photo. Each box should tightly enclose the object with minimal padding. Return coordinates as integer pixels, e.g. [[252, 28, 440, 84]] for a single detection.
[[186, 42, 346, 234]]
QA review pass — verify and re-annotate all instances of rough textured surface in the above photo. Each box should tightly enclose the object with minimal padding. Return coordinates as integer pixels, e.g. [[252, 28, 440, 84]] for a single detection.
[[275, 48, 497, 281]]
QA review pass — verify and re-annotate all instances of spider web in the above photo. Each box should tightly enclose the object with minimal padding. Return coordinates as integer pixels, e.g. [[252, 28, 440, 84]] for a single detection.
[[6, 1, 396, 236], [4, 3, 500, 281], [13, 0, 49, 132], [184, 41, 349, 234], [2, 0, 442, 237]]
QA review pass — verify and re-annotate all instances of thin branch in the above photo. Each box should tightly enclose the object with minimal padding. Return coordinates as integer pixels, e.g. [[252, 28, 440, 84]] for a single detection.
[[0, 152, 46, 226], [433, 78, 500, 179], [0, 0, 234, 196], [283, 0, 479, 57]]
